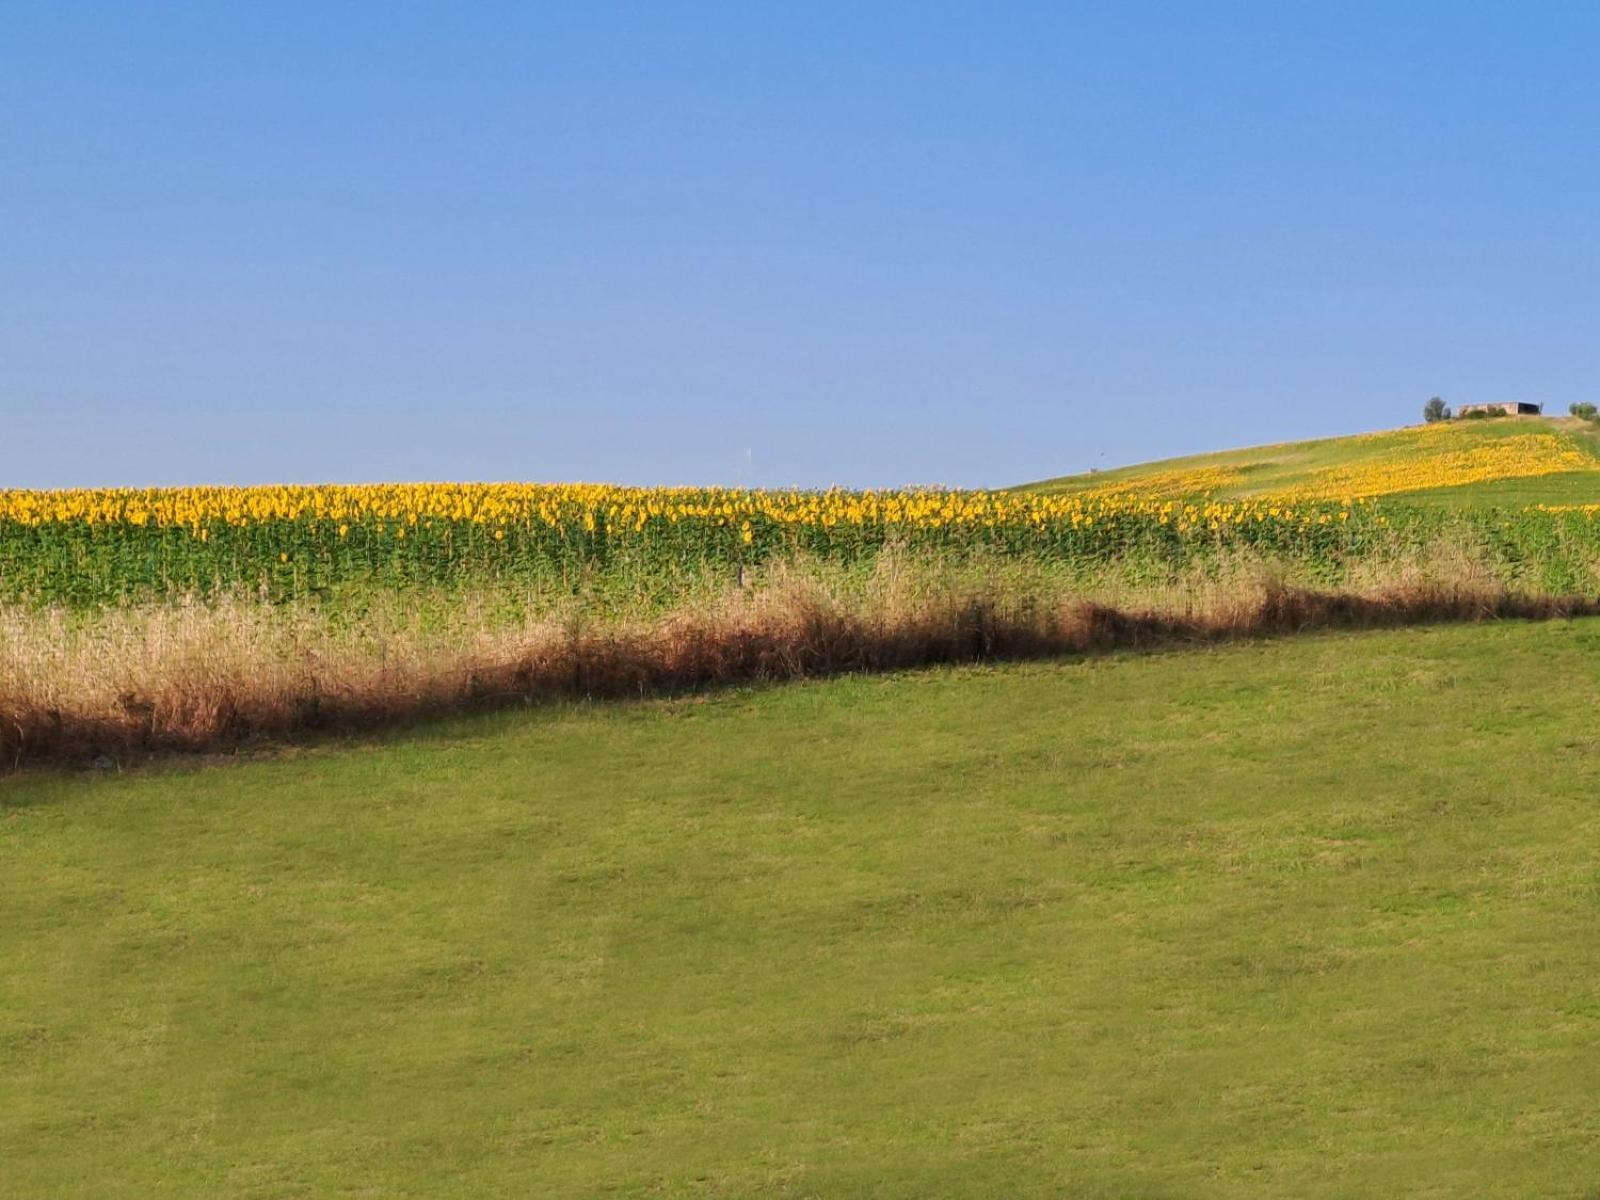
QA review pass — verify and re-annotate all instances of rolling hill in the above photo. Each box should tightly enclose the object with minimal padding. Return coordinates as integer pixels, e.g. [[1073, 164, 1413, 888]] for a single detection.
[[1024, 415, 1600, 507]]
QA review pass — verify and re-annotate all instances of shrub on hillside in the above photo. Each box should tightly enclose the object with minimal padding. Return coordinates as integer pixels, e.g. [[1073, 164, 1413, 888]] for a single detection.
[[1423, 397, 1451, 423]]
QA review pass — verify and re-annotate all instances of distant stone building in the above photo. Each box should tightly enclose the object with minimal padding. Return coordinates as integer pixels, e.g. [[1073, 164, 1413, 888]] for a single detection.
[[1456, 401, 1543, 417]]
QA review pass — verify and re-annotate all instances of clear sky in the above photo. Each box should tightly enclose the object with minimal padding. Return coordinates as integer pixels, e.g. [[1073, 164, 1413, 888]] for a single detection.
[[3, 2, 1597, 489]]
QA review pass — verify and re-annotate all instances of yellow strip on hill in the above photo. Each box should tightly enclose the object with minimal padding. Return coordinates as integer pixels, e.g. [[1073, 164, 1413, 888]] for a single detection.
[[1025, 416, 1600, 506]]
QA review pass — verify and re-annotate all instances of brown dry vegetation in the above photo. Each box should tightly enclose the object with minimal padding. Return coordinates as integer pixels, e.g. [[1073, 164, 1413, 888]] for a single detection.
[[4, 552, 1597, 769]]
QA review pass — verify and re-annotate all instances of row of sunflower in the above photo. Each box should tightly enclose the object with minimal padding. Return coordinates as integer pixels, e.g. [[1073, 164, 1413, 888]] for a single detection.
[[0, 483, 1405, 605]]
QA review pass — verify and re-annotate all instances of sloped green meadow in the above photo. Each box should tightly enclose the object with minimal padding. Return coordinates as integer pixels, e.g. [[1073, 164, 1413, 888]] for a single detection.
[[7, 620, 1600, 1197]]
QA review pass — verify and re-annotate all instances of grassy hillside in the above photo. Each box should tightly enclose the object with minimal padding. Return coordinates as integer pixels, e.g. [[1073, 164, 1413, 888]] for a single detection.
[[8, 620, 1600, 1198], [1025, 415, 1600, 506]]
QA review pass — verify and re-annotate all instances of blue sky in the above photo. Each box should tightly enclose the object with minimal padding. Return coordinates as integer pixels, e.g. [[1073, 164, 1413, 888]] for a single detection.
[[3, 2, 1596, 488]]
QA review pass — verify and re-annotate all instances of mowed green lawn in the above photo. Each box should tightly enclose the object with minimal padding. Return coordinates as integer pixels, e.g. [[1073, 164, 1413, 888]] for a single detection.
[[6, 622, 1600, 1198]]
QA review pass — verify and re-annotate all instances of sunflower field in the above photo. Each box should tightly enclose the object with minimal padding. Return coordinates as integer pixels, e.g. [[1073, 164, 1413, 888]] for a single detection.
[[3, 482, 1600, 606]]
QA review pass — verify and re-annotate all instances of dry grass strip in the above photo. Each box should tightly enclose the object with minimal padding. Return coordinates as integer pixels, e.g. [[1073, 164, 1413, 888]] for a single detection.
[[4, 575, 1595, 769]]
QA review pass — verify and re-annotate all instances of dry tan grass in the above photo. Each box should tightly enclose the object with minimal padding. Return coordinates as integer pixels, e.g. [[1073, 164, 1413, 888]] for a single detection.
[[3, 554, 1596, 768]]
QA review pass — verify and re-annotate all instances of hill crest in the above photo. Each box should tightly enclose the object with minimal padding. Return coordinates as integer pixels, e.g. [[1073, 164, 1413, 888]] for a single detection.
[[1024, 416, 1600, 506]]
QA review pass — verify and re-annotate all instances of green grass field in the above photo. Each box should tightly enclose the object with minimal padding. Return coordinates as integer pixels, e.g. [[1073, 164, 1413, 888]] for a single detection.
[[7, 620, 1600, 1198], [1383, 468, 1600, 508], [1024, 414, 1600, 506]]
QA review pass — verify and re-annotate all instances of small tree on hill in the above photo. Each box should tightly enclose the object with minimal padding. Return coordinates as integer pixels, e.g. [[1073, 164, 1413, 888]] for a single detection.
[[1423, 396, 1450, 423], [1569, 402, 1598, 422]]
